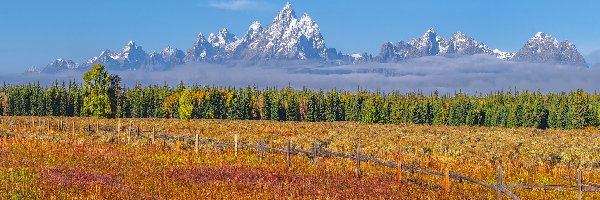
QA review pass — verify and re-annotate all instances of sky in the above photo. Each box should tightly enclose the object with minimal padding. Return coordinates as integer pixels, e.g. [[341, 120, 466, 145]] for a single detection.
[[1, 0, 600, 73]]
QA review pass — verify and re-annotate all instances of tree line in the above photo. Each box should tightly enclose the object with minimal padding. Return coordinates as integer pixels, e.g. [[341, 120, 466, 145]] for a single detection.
[[0, 65, 598, 130]]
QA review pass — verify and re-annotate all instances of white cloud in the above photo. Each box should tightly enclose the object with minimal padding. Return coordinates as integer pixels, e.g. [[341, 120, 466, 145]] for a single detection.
[[206, 0, 274, 11]]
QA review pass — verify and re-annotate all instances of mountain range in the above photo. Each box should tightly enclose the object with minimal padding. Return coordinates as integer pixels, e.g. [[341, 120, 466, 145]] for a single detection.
[[41, 3, 588, 73]]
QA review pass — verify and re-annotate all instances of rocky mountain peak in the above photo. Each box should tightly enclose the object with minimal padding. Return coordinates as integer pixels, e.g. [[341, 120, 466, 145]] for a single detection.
[[513, 32, 587, 67]]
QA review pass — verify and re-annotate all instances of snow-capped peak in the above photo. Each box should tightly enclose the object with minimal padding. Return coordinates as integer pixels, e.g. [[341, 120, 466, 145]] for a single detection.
[[452, 32, 468, 41], [123, 40, 138, 52], [250, 21, 262, 31], [529, 32, 558, 45], [283, 2, 293, 12], [208, 28, 237, 48], [425, 28, 436, 34], [493, 49, 515, 60], [162, 45, 176, 56], [408, 28, 440, 56], [44, 58, 80, 72], [300, 13, 313, 22], [513, 32, 587, 67], [26, 65, 40, 73], [274, 2, 297, 23], [533, 32, 551, 39], [123, 40, 143, 53], [194, 32, 208, 44]]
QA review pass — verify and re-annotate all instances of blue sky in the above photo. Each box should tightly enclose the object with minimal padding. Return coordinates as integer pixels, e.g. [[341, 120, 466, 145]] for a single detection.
[[1, 0, 599, 73]]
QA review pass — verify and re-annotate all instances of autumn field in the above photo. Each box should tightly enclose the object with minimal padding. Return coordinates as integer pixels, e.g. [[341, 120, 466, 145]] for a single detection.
[[0, 116, 599, 199]]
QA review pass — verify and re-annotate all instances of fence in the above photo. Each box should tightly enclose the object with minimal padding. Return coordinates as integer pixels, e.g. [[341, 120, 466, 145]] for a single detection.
[[0, 116, 599, 199]]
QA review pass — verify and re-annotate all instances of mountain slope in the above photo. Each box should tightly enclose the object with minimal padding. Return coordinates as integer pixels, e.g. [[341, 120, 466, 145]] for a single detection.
[[39, 3, 589, 73], [512, 32, 587, 67]]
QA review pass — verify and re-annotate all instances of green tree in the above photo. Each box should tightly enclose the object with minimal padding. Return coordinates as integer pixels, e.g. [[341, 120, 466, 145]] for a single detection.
[[82, 64, 112, 118], [569, 89, 595, 129], [178, 89, 193, 121]]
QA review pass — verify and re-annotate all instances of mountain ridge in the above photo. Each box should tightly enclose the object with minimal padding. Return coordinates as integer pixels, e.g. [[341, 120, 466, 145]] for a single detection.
[[41, 3, 589, 73]]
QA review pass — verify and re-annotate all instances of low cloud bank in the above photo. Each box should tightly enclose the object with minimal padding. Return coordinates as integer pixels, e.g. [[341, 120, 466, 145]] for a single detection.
[[3, 55, 599, 94]]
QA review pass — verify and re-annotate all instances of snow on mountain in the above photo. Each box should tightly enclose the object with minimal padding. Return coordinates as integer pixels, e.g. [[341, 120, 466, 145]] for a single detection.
[[82, 41, 149, 70], [43, 58, 80, 73], [376, 29, 586, 66], [408, 28, 440, 57], [209, 28, 237, 49], [448, 32, 492, 55], [512, 32, 587, 67], [493, 49, 514, 60], [228, 21, 264, 58], [185, 32, 215, 62], [38, 3, 590, 73], [26, 65, 40, 74], [234, 2, 332, 61], [161, 46, 185, 65], [119, 41, 149, 69], [85, 50, 121, 70]]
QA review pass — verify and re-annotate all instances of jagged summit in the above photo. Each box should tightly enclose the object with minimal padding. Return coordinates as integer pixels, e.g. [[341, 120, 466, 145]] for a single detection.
[[376, 29, 586, 66], [43, 58, 79, 73], [532, 32, 553, 40], [512, 32, 587, 67], [208, 28, 237, 48], [39, 4, 589, 73], [249, 21, 262, 31]]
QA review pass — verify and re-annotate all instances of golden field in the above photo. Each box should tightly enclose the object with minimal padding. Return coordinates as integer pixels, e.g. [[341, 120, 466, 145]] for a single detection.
[[0, 116, 599, 199]]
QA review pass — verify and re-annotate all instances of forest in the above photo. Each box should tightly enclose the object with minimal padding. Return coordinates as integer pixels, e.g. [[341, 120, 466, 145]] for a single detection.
[[0, 64, 597, 130]]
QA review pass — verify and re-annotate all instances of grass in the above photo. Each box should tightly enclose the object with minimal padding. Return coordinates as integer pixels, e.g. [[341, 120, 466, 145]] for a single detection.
[[0, 116, 599, 199]]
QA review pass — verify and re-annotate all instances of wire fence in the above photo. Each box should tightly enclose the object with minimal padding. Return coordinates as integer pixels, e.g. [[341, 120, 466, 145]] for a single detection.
[[1, 116, 599, 199]]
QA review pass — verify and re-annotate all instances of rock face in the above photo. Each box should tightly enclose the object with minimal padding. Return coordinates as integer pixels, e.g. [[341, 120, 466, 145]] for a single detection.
[[183, 2, 334, 63], [42, 2, 338, 72], [43, 59, 79, 73], [40, 3, 589, 73], [512, 32, 588, 67], [375, 30, 587, 67], [231, 3, 333, 61], [377, 29, 508, 62]]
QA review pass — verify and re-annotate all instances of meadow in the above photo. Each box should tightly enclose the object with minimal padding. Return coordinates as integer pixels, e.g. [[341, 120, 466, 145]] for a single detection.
[[0, 116, 599, 199]]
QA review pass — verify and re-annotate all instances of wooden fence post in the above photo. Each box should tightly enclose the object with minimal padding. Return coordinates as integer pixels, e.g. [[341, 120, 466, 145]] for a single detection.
[[176, 136, 181, 151], [117, 119, 121, 134], [234, 133, 238, 157], [152, 125, 156, 145], [128, 121, 132, 143], [72, 121, 75, 136], [286, 140, 291, 167], [356, 144, 361, 179], [444, 167, 450, 194], [497, 165, 503, 200], [195, 133, 199, 154], [259, 140, 265, 161], [312, 142, 318, 166], [578, 169, 582, 200], [397, 161, 402, 187]]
